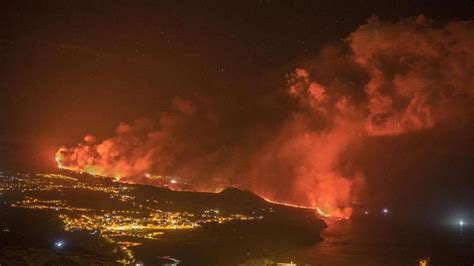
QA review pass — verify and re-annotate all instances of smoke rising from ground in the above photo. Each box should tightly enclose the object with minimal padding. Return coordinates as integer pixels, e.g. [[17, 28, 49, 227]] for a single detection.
[[57, 16, 474, 218], [57, 97, 220, 179]]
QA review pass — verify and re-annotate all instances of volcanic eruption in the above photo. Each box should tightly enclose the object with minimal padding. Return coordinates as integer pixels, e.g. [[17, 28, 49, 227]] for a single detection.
[[56, 15, 474, 219]]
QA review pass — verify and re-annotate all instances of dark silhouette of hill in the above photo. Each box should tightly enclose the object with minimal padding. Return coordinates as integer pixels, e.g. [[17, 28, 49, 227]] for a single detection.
[[0, 170, 326, 265]]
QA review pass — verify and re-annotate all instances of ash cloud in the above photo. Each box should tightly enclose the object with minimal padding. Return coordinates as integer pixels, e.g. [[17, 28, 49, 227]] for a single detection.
[[245, 68, 365, 218], [57, 97, 220, 180], [350, 15, 474, 135], [57, 16, 474, 218]]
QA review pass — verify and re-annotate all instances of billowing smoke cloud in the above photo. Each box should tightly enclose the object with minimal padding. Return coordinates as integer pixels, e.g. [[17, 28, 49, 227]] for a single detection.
[[57, 16, 474, 219], [57, 97, 221, 179], [350, 15, 474, 135], [246, 68, 364, 218]]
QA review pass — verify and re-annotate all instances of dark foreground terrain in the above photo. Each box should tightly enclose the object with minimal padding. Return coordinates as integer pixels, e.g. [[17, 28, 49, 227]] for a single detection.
[[0, 170, 325, 265]]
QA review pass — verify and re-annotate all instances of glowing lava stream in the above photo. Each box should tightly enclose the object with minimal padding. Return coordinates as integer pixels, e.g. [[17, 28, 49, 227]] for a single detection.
[[56, 151, 344, 220], [259, 195, 346, 220]]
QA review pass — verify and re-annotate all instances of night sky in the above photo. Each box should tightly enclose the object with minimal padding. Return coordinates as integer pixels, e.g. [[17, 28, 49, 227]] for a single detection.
[[1, 1, 474, 219]]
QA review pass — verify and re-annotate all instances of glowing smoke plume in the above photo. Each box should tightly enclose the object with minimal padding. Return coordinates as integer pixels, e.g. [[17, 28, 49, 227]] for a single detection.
[[246, 68, 364, 219], [56, 97, 219, 180], [350, 15, 474, 135]]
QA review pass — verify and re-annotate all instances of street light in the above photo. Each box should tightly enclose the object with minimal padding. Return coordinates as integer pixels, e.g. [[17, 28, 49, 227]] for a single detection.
[[54, 240, 65, 249]]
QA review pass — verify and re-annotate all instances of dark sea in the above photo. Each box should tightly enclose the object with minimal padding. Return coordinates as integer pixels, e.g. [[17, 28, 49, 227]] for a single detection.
[[272, 218, 474, 266]]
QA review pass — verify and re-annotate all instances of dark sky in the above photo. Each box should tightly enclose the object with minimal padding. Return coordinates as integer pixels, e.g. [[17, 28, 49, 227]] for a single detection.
[[1, 0, 473, 169], [1, 1, 474, 218]]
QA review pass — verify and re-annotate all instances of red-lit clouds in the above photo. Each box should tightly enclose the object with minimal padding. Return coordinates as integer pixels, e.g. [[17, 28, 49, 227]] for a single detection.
[[57, 97, 219, 179], [350, 15, 474, 135], [247, 68, 364, 218]]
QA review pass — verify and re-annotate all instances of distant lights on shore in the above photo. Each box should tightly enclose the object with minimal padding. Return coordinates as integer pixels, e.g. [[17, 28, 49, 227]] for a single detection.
[[54, 240, 65, 248], [459, 220, 464, 226]]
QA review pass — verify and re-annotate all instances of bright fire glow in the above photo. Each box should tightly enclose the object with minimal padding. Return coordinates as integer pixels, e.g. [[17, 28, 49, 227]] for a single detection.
[[56, 154, 354, 220], [316, 207, 331, 218], [260, 195, 350, 220]]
